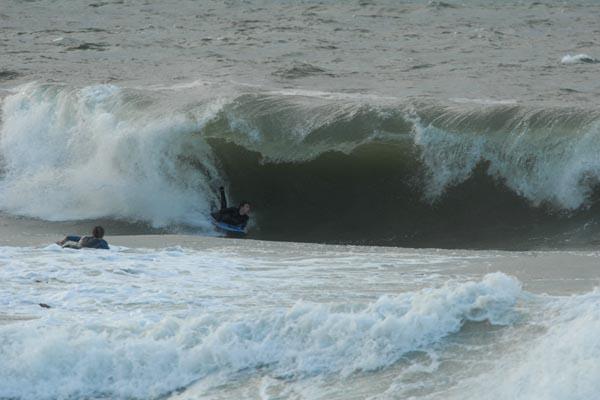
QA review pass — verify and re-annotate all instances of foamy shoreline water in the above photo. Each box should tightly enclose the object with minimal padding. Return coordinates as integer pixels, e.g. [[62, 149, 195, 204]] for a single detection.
[[2, 238, 600, 399]]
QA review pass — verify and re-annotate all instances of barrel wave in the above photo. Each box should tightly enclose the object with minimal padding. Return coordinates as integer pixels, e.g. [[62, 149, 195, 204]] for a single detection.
[[2, 82, 600, 249]]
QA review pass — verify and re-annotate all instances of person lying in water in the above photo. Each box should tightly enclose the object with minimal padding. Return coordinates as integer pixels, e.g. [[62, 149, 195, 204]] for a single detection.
[[57, 226, 110, 249], [211, 186, 251, 229]]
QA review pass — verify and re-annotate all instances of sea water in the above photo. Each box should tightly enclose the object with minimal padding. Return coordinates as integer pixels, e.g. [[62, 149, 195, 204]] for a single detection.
[[3, 239, 600, 399], [2, 0, 600, 398]]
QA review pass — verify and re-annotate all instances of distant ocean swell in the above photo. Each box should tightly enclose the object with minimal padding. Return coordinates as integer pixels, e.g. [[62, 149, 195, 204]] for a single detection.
[[2, 83, 600, 247]]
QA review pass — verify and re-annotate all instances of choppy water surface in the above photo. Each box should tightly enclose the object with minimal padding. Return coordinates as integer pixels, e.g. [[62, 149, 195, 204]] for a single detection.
[[2, 2, 600, 398], [2, 0, 600, 103]]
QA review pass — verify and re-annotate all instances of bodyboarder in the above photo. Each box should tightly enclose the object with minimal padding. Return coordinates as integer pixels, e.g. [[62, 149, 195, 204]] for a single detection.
[[211, 186, 251, 229], [57, 226, 110, 249]]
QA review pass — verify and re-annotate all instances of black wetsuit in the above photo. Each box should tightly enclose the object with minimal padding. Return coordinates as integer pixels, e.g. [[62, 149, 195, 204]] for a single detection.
[[63, 235, 109, 249], [211, 187, 249, 228]]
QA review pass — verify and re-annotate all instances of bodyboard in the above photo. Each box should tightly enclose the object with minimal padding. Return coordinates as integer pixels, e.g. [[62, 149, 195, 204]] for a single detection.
[[61, 241, 82, 249], [211, 217, 247, 235]]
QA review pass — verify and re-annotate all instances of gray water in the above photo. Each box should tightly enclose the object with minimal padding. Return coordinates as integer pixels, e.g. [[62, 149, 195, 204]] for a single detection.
[[2, 235, 600, 400], [2, 4, 600, 399], [2, 0, 600, 248], [2, 0, 599, 104]]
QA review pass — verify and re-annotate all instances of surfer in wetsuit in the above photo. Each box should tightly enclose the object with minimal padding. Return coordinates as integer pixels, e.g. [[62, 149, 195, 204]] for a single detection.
[[211, 186, 250, 229], [57, 226, 110, 250]]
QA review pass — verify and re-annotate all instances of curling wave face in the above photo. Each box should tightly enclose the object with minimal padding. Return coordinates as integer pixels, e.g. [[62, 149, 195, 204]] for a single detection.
[[2, 82, 600, 248]]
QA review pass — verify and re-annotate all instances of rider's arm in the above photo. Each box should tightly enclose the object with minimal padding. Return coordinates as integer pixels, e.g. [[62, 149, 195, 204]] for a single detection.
[[57, 235, 81, 245], [219, 186, 227, 210]]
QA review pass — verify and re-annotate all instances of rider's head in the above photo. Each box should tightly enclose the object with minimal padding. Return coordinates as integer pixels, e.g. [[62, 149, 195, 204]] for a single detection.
[[238, 201, 251, 215], [92, 226, 105, 239]]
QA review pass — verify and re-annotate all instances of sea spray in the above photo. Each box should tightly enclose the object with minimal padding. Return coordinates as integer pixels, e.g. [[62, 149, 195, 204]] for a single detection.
[[0, 83, 222, 228]]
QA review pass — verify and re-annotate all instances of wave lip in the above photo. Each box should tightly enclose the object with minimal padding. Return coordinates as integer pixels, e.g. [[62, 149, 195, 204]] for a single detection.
[[413, 105, 600, 210]]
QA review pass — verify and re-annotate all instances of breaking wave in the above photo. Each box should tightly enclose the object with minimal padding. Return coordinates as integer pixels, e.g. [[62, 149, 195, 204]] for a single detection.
[[0, 272, 520, 400], [451, 288, 600, 400], [2, 82, 600, 248]]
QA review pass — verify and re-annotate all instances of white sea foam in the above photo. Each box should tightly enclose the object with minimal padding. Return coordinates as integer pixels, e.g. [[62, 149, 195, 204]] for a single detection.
[[561, 54, 598, 64], [0, 83, 222, 228], [448, 290, 600, 400], [0, 244, 522, 399]]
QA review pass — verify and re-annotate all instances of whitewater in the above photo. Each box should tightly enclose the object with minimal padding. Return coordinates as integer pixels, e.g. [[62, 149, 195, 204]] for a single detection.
[[4, 238, 600, 400], [2, 0, 600, 399]]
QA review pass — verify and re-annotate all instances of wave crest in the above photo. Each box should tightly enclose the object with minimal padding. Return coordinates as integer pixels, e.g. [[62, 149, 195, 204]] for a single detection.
[[3, 82, 600, 247]]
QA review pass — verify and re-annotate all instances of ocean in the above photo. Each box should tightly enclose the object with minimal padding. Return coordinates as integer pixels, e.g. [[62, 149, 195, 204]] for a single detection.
[[1, 0, 600, 398]]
